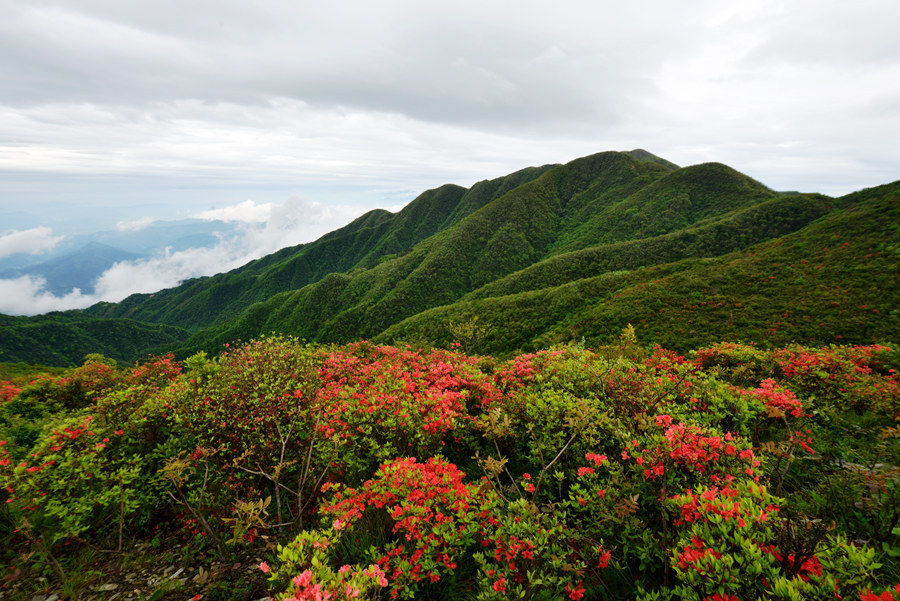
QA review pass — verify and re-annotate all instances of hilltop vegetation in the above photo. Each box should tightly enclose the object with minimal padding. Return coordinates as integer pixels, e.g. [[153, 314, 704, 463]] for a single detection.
[[0, 312, 189, 366], [381, 183, 899, 354], [1, 337, 897, 599]]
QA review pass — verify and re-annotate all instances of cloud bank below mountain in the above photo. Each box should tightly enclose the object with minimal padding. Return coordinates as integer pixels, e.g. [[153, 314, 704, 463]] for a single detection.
[[0, 196, 364, 315]]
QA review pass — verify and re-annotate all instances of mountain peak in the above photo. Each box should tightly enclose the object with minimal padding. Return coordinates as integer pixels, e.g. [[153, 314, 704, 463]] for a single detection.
[[624, 149, 679, 170]]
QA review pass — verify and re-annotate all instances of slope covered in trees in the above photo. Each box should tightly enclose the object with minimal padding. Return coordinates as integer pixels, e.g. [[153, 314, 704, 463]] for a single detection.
[[171, 153, 896, 360], [0, 312, 189, 366], [380, 182, 899, 354], [1, 150, 897, 366], [84, 165, 554, 331]]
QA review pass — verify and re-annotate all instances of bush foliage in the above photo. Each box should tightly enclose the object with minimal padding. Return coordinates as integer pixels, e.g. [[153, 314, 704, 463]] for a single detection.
[[2, 335, 898, 599]]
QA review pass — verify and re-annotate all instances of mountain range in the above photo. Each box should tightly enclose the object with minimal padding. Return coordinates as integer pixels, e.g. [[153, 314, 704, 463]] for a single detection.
[[1, 150, 897, 366]]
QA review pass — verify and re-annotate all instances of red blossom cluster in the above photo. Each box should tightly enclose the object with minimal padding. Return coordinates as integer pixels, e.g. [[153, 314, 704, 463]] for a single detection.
[[677, 536, 722, 575], [48, 416, 95, 452], [758, 544, 823, 582], [742, 378, 805, 418], [0, 380, 21, 403], [321, 457, 495, 595], [317, 344, 502, 442], [492, 349, 566, 392], [279, 564, 387, 601], [126, 353, 183, 387], [644, 345, 691, 372], [673, 484, 777, 528], [859, 585, 900, 601], [627, 419, 759, 482]]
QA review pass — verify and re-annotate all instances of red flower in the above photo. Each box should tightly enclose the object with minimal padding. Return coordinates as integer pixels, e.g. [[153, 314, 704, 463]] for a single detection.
[[566, 582, 585, 600]]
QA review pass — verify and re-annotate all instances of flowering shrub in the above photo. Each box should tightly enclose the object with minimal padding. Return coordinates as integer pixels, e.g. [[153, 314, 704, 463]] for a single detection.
[[0, 380, 20, 404], [266, 526, 389, 600], [168, 337, 327, 531], [692, 342, 770, 386], [1, 339, 896, 599], [473, 498, 607, 600], [667, 481, 877, 600], [320, 457, 498, 599], [4, 412, 145, 546], [13, 355, 122, 412], [771, 344, 899, 414], [315, 343, 502, 480], [623, 418, 761, 488], [743, 378, 805, 419]]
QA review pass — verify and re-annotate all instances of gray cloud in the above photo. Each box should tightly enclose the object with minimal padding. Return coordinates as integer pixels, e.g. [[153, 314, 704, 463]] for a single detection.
[[0, 0, 898, 312], [0, 1, 716, 131]]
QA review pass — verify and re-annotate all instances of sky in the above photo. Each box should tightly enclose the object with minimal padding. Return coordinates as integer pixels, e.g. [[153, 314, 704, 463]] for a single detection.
[[1, 0, 899, 314]]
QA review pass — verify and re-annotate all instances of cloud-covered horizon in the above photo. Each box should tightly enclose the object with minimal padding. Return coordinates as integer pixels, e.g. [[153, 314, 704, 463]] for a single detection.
[[0, 0, 898, 204], [1, 0, 898, 316], [0, 196, 366, 315]]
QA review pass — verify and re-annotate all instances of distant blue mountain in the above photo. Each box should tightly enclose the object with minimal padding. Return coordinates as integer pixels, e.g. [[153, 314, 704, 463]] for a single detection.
[[0, 219, 240, 294], [0, 242, 143, 295], [79, 220, 240, 256]]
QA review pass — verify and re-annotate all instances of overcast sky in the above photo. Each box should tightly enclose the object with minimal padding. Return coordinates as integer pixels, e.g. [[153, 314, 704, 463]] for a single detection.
[[1, 0, 899, 313]]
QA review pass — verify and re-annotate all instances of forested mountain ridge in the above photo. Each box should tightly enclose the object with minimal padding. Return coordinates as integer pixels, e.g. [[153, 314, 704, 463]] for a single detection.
[[175, 151, 893, 358], [1, 150, 897, 366], [379, 181, 899, 353], [83, 164, 554, 331]]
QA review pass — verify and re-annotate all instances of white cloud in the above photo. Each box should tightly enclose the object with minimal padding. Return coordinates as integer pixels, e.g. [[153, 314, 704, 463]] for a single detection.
[[193, 200, 274, 223], [116, 216, 156, 231], [0, 227, 63, 258], [0, 275, 94, 315], [2, 195, 366, 314]]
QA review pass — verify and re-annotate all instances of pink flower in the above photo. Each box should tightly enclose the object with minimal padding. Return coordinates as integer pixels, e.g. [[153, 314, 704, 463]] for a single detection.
[[294, 570, 313, 587], [259, 561, 270, 573]]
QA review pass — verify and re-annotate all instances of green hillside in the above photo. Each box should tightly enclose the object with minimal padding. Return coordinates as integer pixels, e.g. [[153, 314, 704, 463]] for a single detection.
[[378, 182, 899, 353], [174, 151, 874, 358], [0, 312, 189, 366], [84, 164, 553, 331], [173, 152, 675, 350], [1, 150, 897, 366]]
